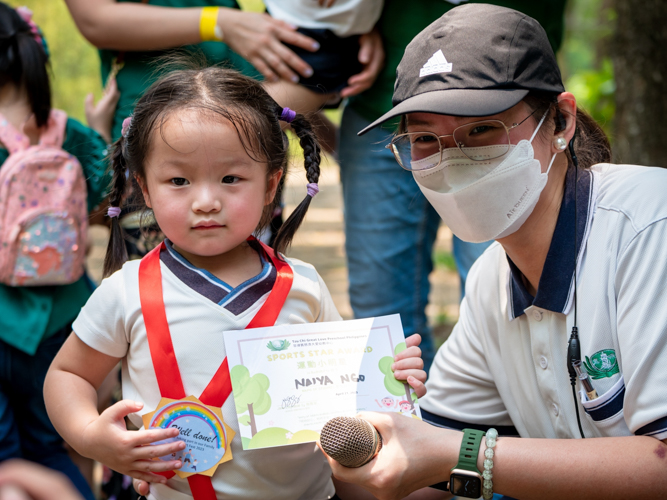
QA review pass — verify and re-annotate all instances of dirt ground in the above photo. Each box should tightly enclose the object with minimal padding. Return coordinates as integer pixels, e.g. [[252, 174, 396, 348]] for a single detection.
[[86, 156, 461, 348]]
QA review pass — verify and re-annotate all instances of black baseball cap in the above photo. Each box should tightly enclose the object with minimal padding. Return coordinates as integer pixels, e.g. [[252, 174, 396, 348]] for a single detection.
[[358, 4, 565, 135]]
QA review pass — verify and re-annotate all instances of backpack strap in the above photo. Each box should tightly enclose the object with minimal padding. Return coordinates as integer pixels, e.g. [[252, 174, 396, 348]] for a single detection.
[[0, 112, 30, 154], [38, 109, 67, 148]]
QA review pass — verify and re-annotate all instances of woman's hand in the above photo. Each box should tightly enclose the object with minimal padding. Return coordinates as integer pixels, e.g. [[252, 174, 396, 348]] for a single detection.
[[80, 400, 185, 483], [393, 334, 427, 398], [340, 28, 384, 98], [321, 412, 457, 500], [218, 9, 319, 84], [84, 78, 120, 144]]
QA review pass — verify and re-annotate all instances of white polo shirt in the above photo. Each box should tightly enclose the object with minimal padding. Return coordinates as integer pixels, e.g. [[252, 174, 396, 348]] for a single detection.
[[73, 248, 340, 500], [421, 163, 667, 441]]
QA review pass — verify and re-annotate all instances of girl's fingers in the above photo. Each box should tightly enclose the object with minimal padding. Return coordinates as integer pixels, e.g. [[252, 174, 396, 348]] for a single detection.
[[133, 427, 180, 446], [134, 440, 186, 461], [132, 458, 182, 473], [405, 333, 422, 349], [392, 357, 424, 372], [407, 375, 427, 398], [128, 470, 169, 485], [132, 478, 150, 496], [394, 345, 422, 362], [393, 368, 427, 383]]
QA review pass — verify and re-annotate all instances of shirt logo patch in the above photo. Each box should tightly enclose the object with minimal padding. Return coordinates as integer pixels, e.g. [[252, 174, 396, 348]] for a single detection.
[[584, 349, 620, 379], [419, 49, 453, 77]]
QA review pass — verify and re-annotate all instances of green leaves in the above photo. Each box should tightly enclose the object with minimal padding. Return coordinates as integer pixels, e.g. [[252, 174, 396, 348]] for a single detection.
[[231, 365, 272, 414]]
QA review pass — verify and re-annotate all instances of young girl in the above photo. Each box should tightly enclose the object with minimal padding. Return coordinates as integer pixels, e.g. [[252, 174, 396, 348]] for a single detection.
[[0, 4, 116, 500], [44, 66, 426, 500]]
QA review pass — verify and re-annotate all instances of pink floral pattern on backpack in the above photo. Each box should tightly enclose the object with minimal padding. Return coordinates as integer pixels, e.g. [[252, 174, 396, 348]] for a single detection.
[[0, 110, 88, 286]]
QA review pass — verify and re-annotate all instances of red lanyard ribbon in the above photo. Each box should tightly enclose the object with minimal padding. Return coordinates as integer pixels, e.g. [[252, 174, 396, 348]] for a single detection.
[[138, 238, 293, 499]]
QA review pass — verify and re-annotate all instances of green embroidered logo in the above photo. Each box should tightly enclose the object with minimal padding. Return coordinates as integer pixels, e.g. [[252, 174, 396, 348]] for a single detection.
[[266, 339, 290, 351], [583, 349, 619, 379]]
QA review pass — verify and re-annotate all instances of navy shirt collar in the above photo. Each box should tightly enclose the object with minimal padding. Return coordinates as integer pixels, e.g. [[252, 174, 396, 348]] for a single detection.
[[508, 166, 593, 319]]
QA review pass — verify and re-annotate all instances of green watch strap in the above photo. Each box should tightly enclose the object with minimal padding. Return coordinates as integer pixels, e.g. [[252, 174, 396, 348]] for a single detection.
[[454, 428, 485, 474]]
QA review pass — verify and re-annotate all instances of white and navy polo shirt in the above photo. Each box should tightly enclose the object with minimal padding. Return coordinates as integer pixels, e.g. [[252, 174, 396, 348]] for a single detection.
[[421, 163, 667, 442]]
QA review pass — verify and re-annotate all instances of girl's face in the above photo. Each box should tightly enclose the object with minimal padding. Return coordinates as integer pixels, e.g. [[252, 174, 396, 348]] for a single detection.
[[139, 109, 281, 265]]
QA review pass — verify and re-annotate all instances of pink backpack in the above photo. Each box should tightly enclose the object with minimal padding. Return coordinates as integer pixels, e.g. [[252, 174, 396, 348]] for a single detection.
[[0, 110, 88, 286]]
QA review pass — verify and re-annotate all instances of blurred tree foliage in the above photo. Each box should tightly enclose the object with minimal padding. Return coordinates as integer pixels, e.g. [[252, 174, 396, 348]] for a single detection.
[[560, 0, 615, 138]]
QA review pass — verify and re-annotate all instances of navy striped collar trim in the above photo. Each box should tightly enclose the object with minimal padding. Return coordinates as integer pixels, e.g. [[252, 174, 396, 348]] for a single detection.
[[160, 239, 277, 315], [508, 167, 593, 319]]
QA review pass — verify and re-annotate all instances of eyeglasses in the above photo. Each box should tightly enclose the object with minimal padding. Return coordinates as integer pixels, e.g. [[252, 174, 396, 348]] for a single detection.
[[386, 110, 538, 171]]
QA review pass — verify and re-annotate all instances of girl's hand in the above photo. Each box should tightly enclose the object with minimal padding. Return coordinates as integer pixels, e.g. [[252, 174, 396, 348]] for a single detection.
[[80, 400, 185, 483], [392, 334, 427, 398], [218, 9, 319, 84], [84, 78, 120, 144]]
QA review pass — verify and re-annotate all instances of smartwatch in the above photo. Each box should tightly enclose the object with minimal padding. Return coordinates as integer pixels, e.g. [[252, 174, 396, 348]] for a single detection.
[[432, 428, 485, 498]]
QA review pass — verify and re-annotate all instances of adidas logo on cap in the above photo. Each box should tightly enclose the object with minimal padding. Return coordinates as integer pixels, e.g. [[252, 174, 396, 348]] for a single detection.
[[419, 50, 452, 77]]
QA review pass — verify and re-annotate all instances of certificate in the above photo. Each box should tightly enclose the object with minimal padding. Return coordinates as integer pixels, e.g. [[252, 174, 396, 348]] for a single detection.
[[223, 314, 421, 450]]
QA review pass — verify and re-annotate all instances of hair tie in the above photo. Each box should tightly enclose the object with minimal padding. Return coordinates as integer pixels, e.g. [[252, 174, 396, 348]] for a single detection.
[[306, 183, 319, 198], [107, 206, 121, 218], [121, 116, 133, 138], [15, 7, 43, 48], [280, 107, 297, 123]]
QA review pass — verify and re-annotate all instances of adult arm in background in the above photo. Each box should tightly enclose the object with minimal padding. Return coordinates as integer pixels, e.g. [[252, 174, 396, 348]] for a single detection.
[[340, 27, 384, 98], [64, 0, 319, 82]]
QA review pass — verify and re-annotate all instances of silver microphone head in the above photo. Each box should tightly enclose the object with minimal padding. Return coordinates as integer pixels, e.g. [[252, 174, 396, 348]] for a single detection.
[[320, 416, 383, 468]]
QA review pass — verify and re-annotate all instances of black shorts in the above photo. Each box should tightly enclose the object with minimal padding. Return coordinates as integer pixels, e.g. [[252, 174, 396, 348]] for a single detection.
[[283, 28, 363, 95]]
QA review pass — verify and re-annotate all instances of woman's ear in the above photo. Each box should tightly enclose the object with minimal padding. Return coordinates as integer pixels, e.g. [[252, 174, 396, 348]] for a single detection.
[[265, 170, 283, 206], [555, 92, 577, 152], [135, 174, 152, 208]]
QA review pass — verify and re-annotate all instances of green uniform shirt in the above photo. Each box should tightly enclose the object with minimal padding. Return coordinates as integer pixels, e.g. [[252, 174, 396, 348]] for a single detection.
[[348, 0, 567, 130], [0, 118, 111, 355], [101, 0, 261, 141]]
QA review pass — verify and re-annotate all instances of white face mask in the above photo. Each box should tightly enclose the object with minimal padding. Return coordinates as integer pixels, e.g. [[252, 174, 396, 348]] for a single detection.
[[412, 111, 556, 243]]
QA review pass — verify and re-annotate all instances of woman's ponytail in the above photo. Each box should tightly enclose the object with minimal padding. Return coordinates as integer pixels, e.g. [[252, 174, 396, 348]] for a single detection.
[[271, 111, 321, 257], [103, 140, 129, 277]]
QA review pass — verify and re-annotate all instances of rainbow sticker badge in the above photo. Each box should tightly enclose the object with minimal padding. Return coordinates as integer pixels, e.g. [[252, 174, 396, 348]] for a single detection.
[[142, 396, 235, 478]]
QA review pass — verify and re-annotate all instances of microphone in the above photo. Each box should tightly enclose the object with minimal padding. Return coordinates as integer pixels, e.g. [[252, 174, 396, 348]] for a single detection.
[[320, 416, 383, 468]]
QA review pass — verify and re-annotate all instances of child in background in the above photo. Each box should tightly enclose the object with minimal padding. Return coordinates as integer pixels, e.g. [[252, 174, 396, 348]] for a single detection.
[[44, 66, 425, 499], [0, 4, 117, 500], [263, 0, 384, 152]]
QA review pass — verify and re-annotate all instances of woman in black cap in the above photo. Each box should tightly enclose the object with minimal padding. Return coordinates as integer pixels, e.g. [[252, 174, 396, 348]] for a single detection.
[[322, 4, 667, 499]]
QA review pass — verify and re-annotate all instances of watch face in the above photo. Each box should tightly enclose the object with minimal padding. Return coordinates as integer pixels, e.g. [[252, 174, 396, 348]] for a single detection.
[[450, 473, 482, 498]]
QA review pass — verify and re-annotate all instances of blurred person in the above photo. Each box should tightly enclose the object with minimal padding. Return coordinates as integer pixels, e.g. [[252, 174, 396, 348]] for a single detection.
[[0, 5, 115, 500], [0, 459, 84, 500]]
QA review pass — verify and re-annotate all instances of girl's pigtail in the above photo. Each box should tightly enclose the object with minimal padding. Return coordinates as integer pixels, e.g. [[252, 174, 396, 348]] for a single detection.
[[272, 112, 321, 256], [102, 140, 129, 277]]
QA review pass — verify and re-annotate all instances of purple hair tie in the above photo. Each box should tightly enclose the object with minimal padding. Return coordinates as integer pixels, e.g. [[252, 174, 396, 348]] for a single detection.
[[280, 107, 297, 123], [306, 183, 319, 198], [107, 206, 122, 218]]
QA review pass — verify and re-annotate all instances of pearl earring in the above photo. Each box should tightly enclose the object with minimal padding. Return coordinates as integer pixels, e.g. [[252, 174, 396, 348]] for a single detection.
[[554, 137, 567, 150]]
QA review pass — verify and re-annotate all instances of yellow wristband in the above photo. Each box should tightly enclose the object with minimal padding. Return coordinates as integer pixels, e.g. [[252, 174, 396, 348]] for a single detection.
[[200, 7, 222, 41]]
